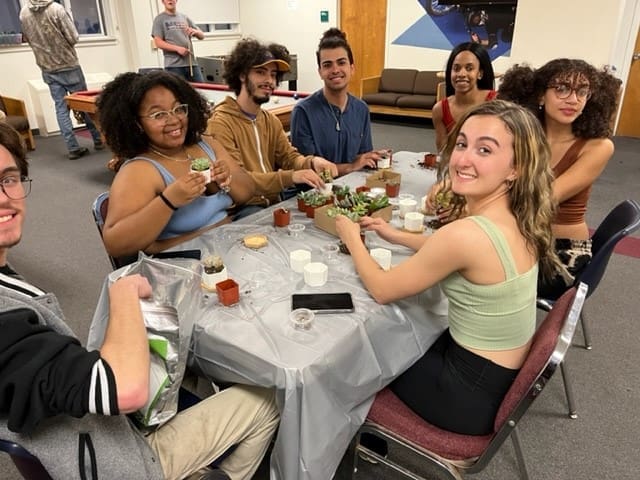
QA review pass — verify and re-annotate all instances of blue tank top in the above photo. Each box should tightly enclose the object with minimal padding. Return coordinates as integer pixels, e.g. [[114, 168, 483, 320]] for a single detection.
[[123, 141, 233, 240]]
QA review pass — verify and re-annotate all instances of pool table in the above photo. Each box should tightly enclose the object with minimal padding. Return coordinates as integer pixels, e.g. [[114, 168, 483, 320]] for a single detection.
[[64, 82, 308, 132]]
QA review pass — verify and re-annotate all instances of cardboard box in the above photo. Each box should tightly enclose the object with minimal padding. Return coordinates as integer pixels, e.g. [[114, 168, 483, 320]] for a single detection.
[[365, 170, 401, 189], [314, 204, 393, 237]]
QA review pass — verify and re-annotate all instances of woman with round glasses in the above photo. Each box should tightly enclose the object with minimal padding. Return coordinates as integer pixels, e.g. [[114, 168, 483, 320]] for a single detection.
[[97, 71, 255, 258], [498, 58, 621, 298]]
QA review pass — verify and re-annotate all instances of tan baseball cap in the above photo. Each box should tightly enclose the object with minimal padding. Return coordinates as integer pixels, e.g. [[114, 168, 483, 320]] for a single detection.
[[252, 51, 290, 72]]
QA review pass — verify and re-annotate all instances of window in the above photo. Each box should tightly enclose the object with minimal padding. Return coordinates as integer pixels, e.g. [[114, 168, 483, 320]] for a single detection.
[[5, 0, 108, 38], [0, 1, 22, 36]]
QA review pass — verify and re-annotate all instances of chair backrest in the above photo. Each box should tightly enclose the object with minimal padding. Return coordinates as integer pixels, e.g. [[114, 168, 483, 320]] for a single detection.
[[578, 199, 640, 296], [471, 283, 588, 471], [0, 439, 53, 480], [91, 192, 138, 270]]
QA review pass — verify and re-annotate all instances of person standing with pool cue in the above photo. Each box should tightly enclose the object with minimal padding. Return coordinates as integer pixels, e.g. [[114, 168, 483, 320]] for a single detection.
[[152, 0, 205, 83]]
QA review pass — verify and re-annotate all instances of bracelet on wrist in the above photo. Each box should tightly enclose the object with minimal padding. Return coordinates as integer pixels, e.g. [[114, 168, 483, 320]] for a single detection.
[[158, 192, 178, 211]]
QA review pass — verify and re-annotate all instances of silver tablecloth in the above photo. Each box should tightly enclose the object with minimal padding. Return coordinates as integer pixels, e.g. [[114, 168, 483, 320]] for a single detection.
[[91, 152, 448, 480]]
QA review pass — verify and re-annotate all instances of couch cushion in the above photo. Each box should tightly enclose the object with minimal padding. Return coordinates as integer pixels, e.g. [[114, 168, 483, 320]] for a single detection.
[[413, 71, 440, 95], [362, 92, 404, 107], [4, 115, 29, 131], [379, 69, 418, 94], [396, 94, 438, 109]]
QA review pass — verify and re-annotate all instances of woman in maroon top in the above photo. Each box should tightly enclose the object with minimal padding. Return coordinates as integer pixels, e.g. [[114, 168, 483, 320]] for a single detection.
[[432, 42, 496, 152], [499, 58, 621, 298]]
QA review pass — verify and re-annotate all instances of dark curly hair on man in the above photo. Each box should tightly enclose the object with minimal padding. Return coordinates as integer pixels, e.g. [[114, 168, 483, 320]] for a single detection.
[[444, 42, 495, 97], [223, 38, 291, 95], [497, 59, 621, 138], [316, 28, 353, 66], [96, 71, 211, 168], [0, 122, 28, 177]]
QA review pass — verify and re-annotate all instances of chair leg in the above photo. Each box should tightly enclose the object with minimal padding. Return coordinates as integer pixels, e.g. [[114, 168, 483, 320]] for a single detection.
[[510, 429, 530, 480], [580, 310, 592, 350], [560, 361, 578, 419]]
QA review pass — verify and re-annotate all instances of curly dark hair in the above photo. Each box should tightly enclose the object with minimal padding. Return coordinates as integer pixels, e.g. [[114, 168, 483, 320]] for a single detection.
[[316, 28, 353, 66], [96, 71, 211, 168], [223, 38, 291, 95], [0, 123, 28, 177], [444, 42, 495, 96], [497, 59, 622, 138]]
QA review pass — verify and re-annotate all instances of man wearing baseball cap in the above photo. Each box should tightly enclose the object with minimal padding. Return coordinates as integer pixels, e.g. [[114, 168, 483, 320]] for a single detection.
[[207, 38, 337, 220]]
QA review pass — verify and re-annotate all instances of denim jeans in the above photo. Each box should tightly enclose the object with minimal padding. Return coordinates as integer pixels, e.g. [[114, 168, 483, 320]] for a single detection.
[[165, 65, 205, 83], [41, 66, 102, 152]]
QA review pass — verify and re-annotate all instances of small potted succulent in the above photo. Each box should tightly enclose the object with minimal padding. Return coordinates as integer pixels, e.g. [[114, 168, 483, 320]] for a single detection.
[[190, 157, 211, 183], [319, 169, 334, 196], [304, 191, 331, 219], [385, 179, 400, 198], [201, 254, 227, 290], [332, 184, 350, 201]]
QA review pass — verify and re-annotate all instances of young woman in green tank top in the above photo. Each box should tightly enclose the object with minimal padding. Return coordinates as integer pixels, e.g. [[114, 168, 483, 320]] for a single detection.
[[336, 100, 560, 435]]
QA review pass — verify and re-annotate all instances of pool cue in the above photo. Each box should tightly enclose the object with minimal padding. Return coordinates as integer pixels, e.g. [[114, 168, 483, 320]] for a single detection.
[[188, 33, 194, 78]]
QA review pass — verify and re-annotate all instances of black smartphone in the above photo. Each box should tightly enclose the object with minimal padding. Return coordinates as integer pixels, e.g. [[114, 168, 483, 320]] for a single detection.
[[291, 292, 355, 314]]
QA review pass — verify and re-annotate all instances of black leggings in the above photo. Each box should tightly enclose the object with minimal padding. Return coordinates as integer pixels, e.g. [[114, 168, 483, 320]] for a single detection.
[[390, 329, 518, 435]]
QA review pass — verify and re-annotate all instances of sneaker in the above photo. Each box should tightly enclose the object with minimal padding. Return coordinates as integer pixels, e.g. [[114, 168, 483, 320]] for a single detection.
[[68, 147, 90, 160], [94, 140, 105, 151]]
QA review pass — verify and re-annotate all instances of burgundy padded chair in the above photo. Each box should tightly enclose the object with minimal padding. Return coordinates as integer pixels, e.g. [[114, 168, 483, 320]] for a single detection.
[[350, 283, 588, 480]]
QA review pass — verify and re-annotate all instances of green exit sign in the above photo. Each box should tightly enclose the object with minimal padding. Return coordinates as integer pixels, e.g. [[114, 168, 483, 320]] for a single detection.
[[320, 10, 329, 23]]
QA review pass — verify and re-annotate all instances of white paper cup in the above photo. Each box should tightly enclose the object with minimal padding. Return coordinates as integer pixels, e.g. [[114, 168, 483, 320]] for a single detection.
[[303, 262, 328, 287], [190, 168, 211, 184], [398, 198, 417, 218], [370, 248, 392, 270], [290, 249, 311, 273], [404, 211, 425, 232]]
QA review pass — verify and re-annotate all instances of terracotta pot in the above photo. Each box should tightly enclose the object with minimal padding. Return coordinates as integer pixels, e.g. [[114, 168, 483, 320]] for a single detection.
[[216, 279, 239, 306], [424, 153, 438, 168], [385, 182, 400, 197], [355, 185, 370, 194], [305, 204, 316, 218], [297, 197, 306, 212], [273, 207, 291, 227]]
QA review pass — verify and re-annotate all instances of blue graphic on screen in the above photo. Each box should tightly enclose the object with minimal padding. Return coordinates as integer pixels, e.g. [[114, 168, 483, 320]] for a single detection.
[[394, 1, 517, 60]]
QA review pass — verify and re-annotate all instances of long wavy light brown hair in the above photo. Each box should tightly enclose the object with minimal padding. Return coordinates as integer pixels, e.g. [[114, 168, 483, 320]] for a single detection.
[[437, 100, 560, 280]]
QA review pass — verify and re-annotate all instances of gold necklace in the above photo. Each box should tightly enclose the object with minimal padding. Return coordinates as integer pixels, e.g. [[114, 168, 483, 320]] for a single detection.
[[149, 147, 193, 163]]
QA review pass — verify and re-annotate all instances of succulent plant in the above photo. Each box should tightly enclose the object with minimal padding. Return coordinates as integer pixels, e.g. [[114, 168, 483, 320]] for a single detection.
[[202, 254, 224, 274], [320, 168, 333, 183], [326, 191, 389, 222], [190, 157, 210, 171], [332, 184, 350, 197]]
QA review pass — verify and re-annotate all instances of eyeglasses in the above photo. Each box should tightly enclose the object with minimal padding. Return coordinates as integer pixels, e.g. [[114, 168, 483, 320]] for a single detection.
[[141, 104, 189, 122], [0, 175, 32, 200], [548, 84, 592, 100]]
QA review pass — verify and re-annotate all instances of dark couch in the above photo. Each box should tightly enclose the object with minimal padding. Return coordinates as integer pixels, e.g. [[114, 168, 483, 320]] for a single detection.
[[361, 69, 444, 119]]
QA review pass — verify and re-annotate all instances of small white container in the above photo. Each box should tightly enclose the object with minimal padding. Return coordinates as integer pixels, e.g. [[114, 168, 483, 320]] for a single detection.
[[420, 195, 429, 214], [404, 212, 425, 232], [398, 198, 417, 218], [319, 183, 333, 196], [370, 248, 392, 270], [190, 168, 211, 184], [369, 187, 386, 197], [202, 265, 228, 289], [303, 262, 328, 287], [290, 249, 311, 273]]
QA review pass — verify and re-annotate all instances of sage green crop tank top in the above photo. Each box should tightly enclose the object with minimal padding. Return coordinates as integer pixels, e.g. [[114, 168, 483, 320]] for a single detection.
[[440, 216, 537, 351]]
